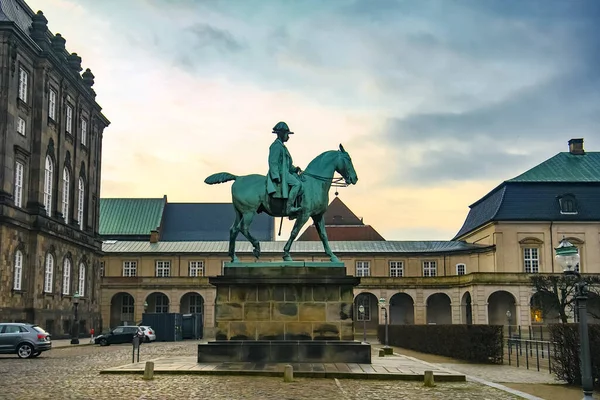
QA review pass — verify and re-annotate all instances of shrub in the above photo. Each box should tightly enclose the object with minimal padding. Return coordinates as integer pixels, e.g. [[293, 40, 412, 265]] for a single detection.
[[377, 324, 504, 364], [548, 323, 600, 387]]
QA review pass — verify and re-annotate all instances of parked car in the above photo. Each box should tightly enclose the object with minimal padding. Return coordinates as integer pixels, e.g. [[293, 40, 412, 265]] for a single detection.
[[0, 323, 52, 358], [94, 326, 144, 346], [138, 326, 156, 343]]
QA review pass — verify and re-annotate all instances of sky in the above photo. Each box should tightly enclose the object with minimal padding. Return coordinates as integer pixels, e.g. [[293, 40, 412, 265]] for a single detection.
[[26, 0, 600, 241]]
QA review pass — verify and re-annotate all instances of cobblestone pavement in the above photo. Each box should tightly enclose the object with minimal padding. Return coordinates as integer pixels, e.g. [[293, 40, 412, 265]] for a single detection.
[[0, 342, 520, 399]]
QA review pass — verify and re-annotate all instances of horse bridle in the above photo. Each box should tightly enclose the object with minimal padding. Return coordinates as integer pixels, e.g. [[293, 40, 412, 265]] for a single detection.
[[301, 171, 349, 188]]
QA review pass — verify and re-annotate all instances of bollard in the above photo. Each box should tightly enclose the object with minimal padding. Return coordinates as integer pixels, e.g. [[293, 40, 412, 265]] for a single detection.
[[283, 364, 293, 382], [378, 349, 385, 357], [143, 361, 155, 380], [424, 370, 435, 387]]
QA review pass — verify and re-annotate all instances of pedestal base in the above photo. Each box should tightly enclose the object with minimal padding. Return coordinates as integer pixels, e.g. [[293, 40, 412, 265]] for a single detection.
[[198, 340, 371, 364]]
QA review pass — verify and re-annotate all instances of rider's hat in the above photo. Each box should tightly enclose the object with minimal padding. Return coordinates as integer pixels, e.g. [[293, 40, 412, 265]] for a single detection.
[[273, 121, 294, 134]]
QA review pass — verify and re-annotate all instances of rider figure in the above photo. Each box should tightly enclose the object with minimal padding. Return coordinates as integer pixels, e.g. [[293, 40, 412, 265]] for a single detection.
[[266, 121, 303, 215]]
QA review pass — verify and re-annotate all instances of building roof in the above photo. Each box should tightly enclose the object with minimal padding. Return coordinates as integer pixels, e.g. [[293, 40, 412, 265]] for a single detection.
[[102, 240, 492, 255], [508, 152, 600, 183], [99, 197, 166, 236], [0, 0, 35, 35], [159, 203, 275, 241], [298, 225, 386, 241], [323, 197, 363, 225], [454, 183, 600, 239]]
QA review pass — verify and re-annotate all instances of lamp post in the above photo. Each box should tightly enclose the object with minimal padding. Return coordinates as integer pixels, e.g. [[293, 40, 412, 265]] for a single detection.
[[555, 238, 593, 399], [358, 305, 367, 344], [144, 301, 148, 312], [70, 292, 80, 345], [506, 310, 512, 337], [379, 297, 390, 351]]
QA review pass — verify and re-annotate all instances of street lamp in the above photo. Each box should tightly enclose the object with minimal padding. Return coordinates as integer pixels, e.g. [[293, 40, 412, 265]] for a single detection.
[[506, 310, 512, 339], [358, 304, 367, 344], [70, 292, 80, 345], [143, 301, 148, 313], [379, 297, 390, 352], [555, 238, 593, 399]]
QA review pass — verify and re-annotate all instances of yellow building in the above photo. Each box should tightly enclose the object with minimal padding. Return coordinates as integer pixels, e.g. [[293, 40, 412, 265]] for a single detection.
[[99, 138, 600, 337]]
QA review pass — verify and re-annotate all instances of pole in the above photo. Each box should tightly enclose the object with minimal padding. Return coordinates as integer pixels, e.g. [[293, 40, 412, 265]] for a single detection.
[[576, 280, 593, 399], [71, 303, 80, 345], [384, 307, 389, 348]]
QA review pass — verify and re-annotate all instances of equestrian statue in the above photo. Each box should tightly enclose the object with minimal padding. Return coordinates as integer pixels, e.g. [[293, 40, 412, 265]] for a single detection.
[[204, 121, 358, 262]]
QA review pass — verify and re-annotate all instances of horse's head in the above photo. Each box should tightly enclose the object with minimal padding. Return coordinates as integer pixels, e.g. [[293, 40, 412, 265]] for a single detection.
[[337, 144, 358, 185]]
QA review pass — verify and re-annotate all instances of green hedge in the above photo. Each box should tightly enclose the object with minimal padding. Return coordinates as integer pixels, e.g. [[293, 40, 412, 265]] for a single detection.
[[548, 324, 600, 387], [377, 325, 504, 364]]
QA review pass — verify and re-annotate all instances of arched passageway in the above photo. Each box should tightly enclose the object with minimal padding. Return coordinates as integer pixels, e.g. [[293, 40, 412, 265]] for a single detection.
[[389, 293, 414, 325], [354, 292, 379, 333], [145, 292, 170, 313], [461, 292, 473, 325], [110, 292, 135, 327], [488, 291, 516, 325], [426, 293, 452, 325]]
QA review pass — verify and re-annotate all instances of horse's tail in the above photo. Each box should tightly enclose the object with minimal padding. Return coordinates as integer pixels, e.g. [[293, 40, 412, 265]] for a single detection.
[[204, 172, 237, 185]]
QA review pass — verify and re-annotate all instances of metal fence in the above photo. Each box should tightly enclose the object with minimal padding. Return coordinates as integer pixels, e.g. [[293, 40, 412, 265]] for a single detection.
[[504, 325, 555, 373]]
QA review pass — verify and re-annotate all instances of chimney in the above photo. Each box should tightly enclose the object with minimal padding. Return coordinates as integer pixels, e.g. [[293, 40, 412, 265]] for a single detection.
[[568, 138, 585, 155], [150, 230, 159, 243]]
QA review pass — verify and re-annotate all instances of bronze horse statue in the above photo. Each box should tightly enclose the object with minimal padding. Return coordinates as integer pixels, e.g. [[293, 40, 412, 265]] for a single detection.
[[204, 144, 358, 262]]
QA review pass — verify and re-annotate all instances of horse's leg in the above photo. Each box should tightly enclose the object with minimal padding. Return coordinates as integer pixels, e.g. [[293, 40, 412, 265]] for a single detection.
[[312, 213, 339, 262], [282, 213, 310, 261], [229, 209, 242, 262], [239, 211, 261, 259]]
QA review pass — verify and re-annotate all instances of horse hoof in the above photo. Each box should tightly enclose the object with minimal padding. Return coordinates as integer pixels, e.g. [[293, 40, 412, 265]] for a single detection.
[[253, 249, 261, 259], [231, 256, 240, 263], [330, 256, 340, 263], [282, 255, 293, 262]]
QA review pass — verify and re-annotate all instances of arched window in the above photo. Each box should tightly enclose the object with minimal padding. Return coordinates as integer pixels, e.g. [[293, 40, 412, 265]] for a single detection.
[[13, 250, 23, 290], [44, 253, 54, 293], [62, 167, 70, 222], [78, 263, 86, 297], [63, 258, 71, 295], [44, 156, 53, 214], [77, 177, 85, 230]]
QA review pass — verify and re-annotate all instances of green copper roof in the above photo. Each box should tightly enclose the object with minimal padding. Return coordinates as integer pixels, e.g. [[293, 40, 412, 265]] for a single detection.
[[508, 152, 600, 183], [99, 197, 166, 235]]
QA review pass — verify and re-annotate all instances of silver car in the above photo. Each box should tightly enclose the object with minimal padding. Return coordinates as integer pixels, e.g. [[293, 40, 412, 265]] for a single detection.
[[0, 323, 52, 358]]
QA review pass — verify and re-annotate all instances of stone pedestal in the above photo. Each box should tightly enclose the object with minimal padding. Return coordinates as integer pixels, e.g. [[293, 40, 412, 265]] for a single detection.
[[198, 261, 370, 363]]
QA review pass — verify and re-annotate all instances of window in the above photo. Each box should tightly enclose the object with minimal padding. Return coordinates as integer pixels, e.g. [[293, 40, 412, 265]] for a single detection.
[[17, 117, 26, 136], [44, 253, 54, 293], [62, 258, 71, 295], [77, 177, 85, 230], [189, 294, 203, 313], [18, 67, 28, 102], [456, 263, 466, 276], [81, 118, 87, 146], [389, 261, 404, 277], [355, 261, 370, 277], [78, 263, 86, 296], [43, 156, 53, 215], [155, 294, 169, 313], [62, 168, 70, 222], [559, 195, 578, 215], [156, 261, 170, 277], [14, 161, 24, 208], [48, 89, 57, 120], [100, 261, 105, 277], [423, 261, 437, 277], [356, 294, 370, 321], [524, 248, 539, 273], [65, 105, 73, 134], [122, 295, 134, 316], [13, 250, 23, 290], [122, 261, 137, 277], [189, 261, 204, 277]]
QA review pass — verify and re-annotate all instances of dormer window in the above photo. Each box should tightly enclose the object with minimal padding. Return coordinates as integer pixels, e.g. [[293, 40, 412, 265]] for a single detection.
[[558, 194, 578, 215]]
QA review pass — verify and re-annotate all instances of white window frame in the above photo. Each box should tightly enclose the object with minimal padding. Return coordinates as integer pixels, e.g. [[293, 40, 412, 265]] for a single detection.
[[155, 294, 169, 313], [78, 263, 86, 296], [62, 167, 70, 222], [156, 260, 171, 277], [13, 250, 23, 290], [44, 156, 53, 215], [356, 294, 371, 321], [456, 263, 466, 276], [65, 104, 73, 134], [389, 260, 404, 277], [423, 261, 437, 277], [122, 261, 137, 277], [523, 248, 539, 273], [14, 161, 24, 208], [355, 261, 370, 277], [189, 261, 204, 277], [189, 294, 203, 314], [100, 261, 105, 277], [17, 117, 26, 136], [18, 67, 28, 102], [48, 89, 57, 120], [81, 118, 87, 146], [62, 258, 71, 295], [44, 253, 54, 293], [77, 177, 85, 230]]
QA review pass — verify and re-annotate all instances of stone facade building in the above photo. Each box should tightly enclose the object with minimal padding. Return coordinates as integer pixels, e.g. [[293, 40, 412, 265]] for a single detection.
[[0, 0, 110, 337], [99, 139, 600, 338]]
